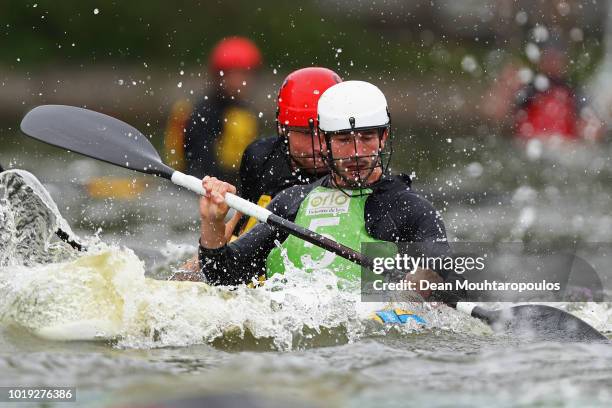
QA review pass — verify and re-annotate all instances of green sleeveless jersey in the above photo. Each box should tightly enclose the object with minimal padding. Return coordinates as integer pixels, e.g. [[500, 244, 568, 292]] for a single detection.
[[266, 186, 383, 281]]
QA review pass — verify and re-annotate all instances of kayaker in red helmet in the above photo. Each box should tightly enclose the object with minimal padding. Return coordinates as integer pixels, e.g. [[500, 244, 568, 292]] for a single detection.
[[515, 41, 589, 140], [485, 37, 603, 142], [168, 36, 262, 186]]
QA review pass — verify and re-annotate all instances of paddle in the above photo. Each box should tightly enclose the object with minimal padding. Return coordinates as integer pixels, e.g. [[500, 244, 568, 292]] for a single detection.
[[457, 302, 608, 342], [20, 105, 608, 342]]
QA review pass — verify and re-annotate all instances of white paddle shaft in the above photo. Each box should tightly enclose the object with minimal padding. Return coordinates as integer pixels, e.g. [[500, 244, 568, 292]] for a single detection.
[[171, 171, 205, 195], [170, 171, 272, 222], [456, 302, 477, 316]]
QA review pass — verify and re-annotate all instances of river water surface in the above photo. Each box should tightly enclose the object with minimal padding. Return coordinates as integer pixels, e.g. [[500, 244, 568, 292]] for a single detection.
[[0, 131, 611, 407]]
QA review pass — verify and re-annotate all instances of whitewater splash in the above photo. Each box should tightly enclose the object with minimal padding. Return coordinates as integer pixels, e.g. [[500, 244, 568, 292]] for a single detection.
[[0, 170, 79, 266], [0, 243, 491, 350]]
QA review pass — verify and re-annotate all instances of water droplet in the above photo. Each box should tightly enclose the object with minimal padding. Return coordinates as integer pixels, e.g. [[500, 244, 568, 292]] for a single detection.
[[461, 55, 478, 73], [515, 10, 528, 25], [525, 42, 540, 63], [177, 82, 182, 88], [532, 24, 549, 43], [570, 27, 583, 42], [93, 8, 99, 15]]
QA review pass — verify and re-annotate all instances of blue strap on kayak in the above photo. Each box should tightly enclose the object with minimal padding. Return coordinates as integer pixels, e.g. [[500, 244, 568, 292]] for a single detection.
[[374, 309, 426, 325]]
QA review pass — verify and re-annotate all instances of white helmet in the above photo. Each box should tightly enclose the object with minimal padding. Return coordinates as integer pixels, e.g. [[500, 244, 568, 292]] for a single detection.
[[317, 80, 392, 191], [317, 81, 390, 133]]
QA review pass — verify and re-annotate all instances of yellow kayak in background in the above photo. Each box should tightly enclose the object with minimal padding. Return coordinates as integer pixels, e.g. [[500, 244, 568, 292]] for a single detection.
[[85, 176, 147, 200]]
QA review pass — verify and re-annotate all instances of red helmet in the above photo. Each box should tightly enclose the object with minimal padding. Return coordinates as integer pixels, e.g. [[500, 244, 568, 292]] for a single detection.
[[277, 67, 342, 129], [209, 37, 262, 73]]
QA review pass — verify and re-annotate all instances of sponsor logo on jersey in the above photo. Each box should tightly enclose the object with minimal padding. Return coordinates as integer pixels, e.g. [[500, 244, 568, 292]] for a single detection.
[[305, 190, 350, 216]]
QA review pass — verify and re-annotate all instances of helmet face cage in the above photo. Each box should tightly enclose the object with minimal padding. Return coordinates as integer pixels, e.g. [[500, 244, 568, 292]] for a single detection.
[[277, 119, 326, 175], [320, 124, 392, 195]]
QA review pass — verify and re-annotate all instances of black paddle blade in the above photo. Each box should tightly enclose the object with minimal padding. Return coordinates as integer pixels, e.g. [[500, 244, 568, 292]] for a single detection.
[[20, 105, 174, 178], [473, 304, 608, 342]]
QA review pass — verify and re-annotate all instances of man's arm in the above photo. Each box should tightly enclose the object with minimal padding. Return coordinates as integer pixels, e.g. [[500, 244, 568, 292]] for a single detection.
[[367, 185, 464, 299], [199, 222, 285, 285], [402, 195, 467, 300], [239, 140, 259, 204], [239, 137, 278, 203], [198, 177, 302, 285], [184, 100, 217, 179], [198, 176, 275, 285]]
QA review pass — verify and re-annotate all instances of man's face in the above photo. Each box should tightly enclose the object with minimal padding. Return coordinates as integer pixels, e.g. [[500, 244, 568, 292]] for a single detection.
[[328, 128, 388, 187], [218, 69, 254, 99], [286, 128, 327, 174]]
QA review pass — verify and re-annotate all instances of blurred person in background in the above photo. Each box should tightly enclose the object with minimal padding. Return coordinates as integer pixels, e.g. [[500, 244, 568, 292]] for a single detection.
[[165, 36, 262, 186], [484, 34, 604, 142]]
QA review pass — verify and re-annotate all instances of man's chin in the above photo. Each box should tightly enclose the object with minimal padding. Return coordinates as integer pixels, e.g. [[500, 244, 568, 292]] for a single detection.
[[340, 168, 368, 177], [335, 167, 383, 187]]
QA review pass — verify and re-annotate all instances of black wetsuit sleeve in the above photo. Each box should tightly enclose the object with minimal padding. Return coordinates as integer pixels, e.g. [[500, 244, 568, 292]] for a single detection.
[[398, 196, 457, 279], [396, 195, 467, 294], [366, 185, 447, 244], [184, 99, 218, 179], [199, 222, 287, 285], [397, 196, 448, 243], [198, 184, 309, 285], [239, 141, 261, 204], [389, 193, 465, 299], [366, 179, 458, 282], [0, 163, 3, 172]]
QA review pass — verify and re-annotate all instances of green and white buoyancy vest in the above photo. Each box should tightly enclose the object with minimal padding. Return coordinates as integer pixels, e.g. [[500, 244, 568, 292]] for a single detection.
[[266, 186, 384, 280]]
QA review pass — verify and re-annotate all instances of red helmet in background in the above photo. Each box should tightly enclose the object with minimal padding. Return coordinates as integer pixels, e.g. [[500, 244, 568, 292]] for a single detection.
[[209, 36, 262, 73], [515, 86, 578, 140], [277, 67, 342, 130], [276, 67, 342, 175]]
